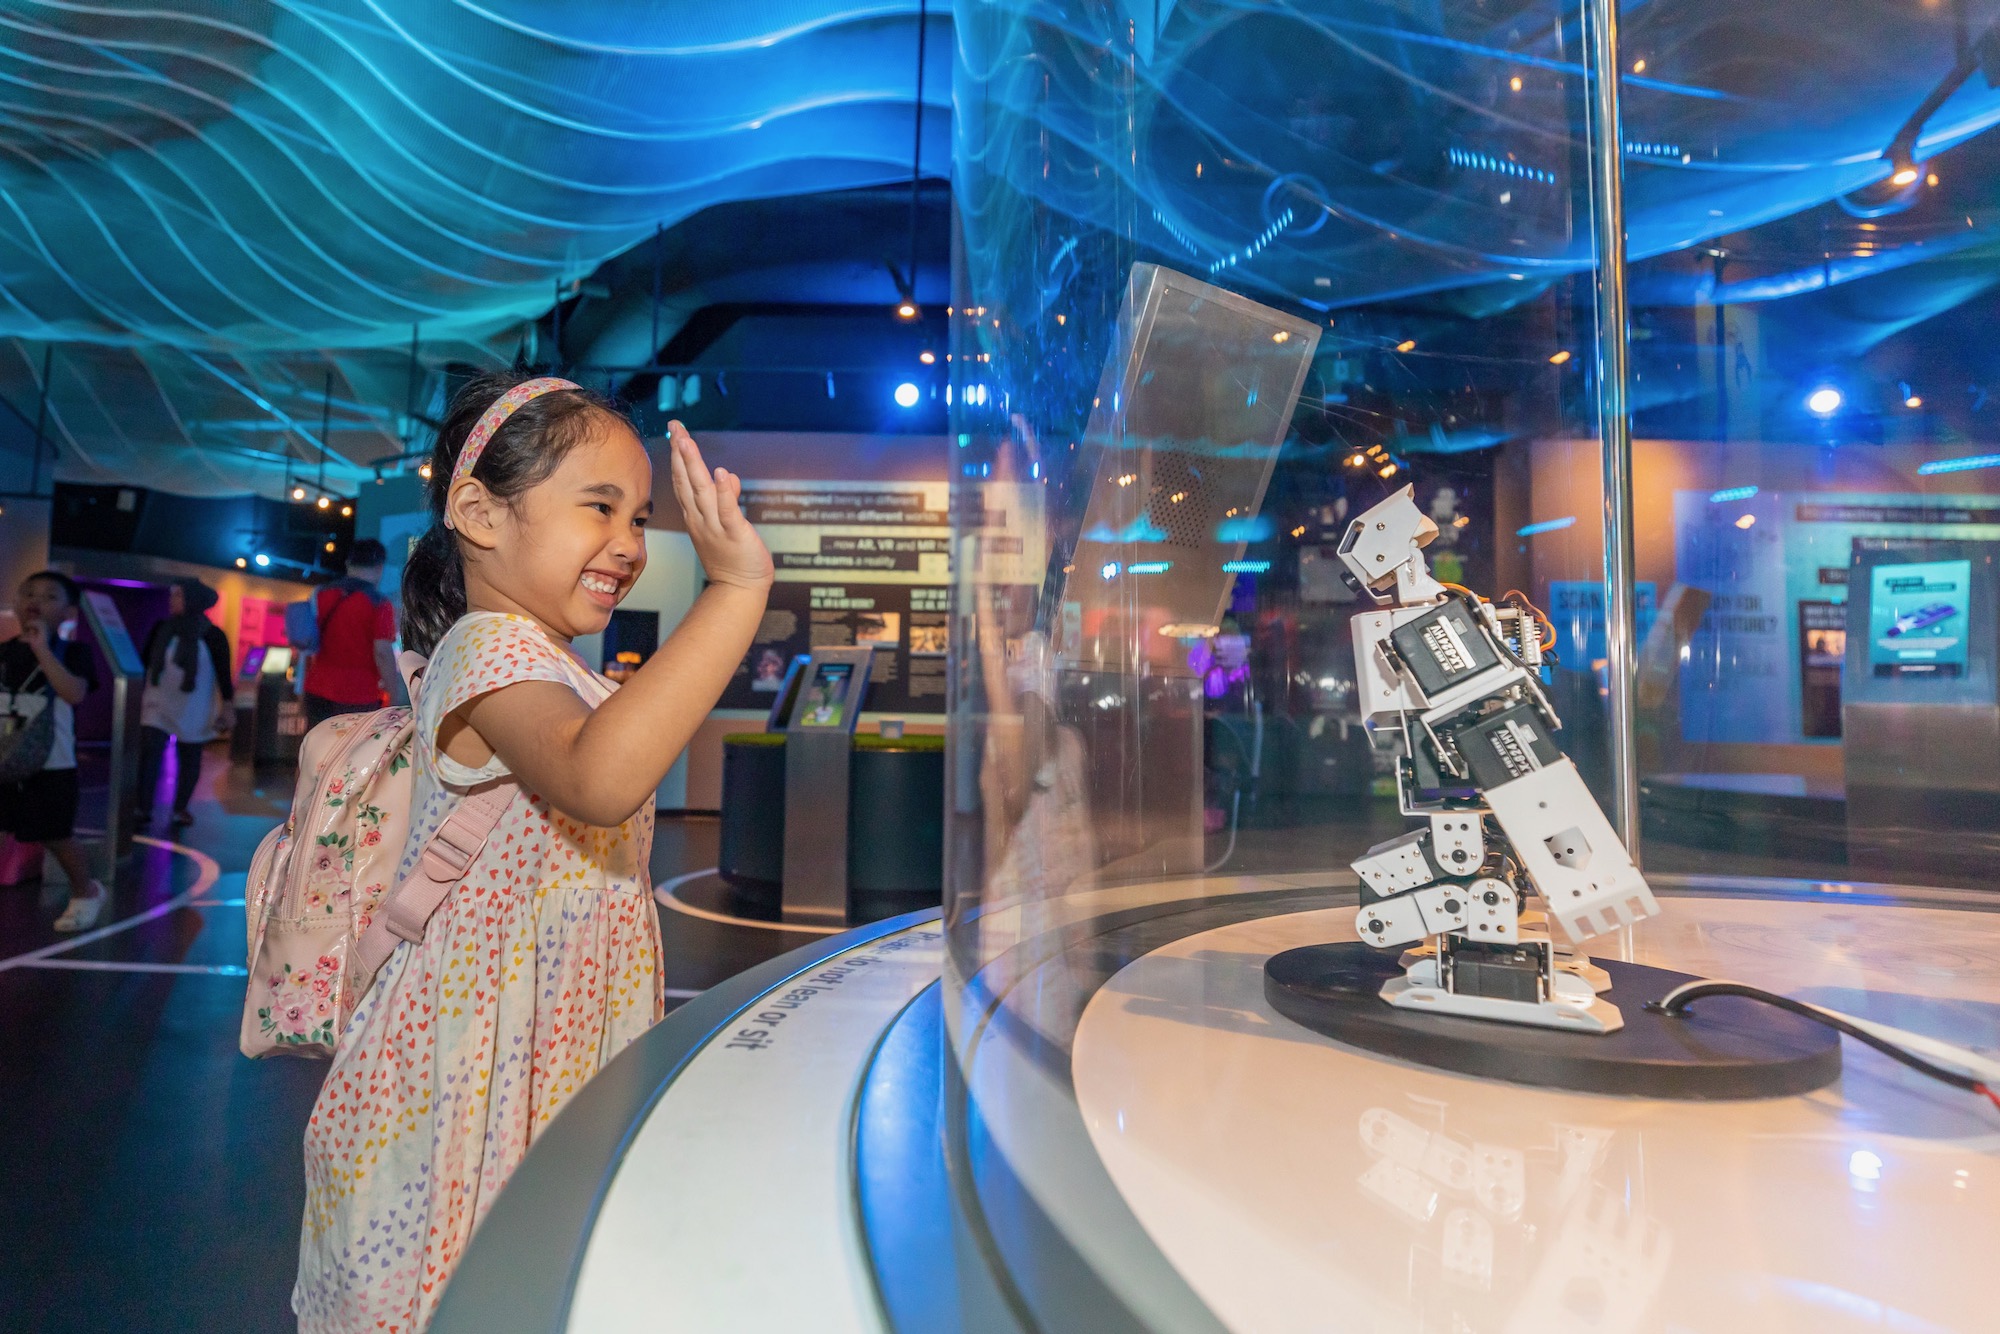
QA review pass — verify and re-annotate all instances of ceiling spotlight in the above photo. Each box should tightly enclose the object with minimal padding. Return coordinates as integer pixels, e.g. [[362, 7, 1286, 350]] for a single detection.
[[324, 540, 336, 553], [1906, 396, 1924, 409], [1272, 331, 1291, 343], [234, 557, 248, 569], [316, 495, 331, 510], [1890, 166, 1920, 187], [894, 381, 921, 408], [1806, 386, 1843, 416], [1927, 173, 1940, 187], [340, 504, 354, 517], [254, 552, 271, 568], [895, 300, 919, 321], [418, 462, 433, 480], [919, 349, 936, 365], [1378, 463, 1399, 478], [1348, 453, 1366, 467], [1549, 349, 1572, 365], [1735, 514, 1756, 530], [1509, 75, 1522, 92], [1395, 339, 1417, 353], [291, 485, 306, 501], [1632, 58, 1647, 74]]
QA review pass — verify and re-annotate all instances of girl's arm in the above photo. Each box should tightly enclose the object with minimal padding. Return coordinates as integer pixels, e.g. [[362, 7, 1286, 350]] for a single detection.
[[451, 425, 774, 827], [23, 621, 87, 705]]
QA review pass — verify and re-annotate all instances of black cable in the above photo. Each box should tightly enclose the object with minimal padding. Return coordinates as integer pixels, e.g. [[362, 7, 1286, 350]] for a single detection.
[[1647, 982, 2000, 1109]]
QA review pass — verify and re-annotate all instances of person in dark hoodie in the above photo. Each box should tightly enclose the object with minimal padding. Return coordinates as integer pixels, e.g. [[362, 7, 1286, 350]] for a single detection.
[[136, 578, 234, 828]]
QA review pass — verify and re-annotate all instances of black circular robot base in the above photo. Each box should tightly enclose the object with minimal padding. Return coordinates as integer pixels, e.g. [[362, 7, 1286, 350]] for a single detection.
[[1264, 942, 1841, 1099]]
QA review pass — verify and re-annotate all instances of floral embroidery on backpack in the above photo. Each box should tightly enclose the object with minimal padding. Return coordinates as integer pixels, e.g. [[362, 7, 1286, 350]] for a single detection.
[[256, 956, 340, 1047]]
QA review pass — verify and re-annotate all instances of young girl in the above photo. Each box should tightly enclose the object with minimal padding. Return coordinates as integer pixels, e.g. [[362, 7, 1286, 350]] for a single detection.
[[294, 373, 772, 1333]]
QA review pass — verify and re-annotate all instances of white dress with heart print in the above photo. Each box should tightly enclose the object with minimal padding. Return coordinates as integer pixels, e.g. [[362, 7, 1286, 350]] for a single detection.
[[294, 611, 663, 1333]]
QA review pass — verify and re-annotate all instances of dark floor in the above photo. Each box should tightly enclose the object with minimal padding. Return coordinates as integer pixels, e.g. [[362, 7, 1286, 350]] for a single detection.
[[0, 746, 815, 1334]]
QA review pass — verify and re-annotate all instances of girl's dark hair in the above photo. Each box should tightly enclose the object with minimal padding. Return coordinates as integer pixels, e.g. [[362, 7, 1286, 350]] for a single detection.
[[399, 372, 632, 656]]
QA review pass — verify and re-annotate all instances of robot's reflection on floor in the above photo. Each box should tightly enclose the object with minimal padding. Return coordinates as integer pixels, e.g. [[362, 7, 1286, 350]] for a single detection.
[[1338, 488, 1659, 1033]]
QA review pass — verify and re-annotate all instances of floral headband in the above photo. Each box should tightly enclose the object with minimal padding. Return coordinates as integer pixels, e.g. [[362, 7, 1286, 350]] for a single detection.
[[440, 376, 578, 530], [447, 375, 579, 489]]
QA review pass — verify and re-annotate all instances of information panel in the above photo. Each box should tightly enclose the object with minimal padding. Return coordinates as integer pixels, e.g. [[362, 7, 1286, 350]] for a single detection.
[[721, 479, 950, 714]]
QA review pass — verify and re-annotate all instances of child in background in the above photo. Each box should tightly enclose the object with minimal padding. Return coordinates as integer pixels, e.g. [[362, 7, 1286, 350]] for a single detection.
[[136, 577, 234, 828], [0, 571, 106, 930], [294, 373, 772, 1333]]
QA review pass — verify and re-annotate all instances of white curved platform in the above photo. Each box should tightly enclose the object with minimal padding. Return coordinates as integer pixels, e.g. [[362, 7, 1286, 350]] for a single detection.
[[1073, 896, 2000, 1333]]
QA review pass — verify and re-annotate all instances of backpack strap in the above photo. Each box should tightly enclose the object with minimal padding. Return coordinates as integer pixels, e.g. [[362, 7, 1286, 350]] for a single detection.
[[350, 779, 518, 980]]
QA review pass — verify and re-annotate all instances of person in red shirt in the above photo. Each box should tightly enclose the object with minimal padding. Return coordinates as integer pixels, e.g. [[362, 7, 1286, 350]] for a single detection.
[[302, 538, 403, 728]]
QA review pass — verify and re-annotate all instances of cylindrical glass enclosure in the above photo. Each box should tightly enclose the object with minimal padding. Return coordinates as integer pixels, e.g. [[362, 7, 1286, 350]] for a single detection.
[[946, 1, 2000, 1327]]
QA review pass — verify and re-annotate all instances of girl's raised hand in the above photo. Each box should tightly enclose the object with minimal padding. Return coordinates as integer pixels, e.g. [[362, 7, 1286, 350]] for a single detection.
[[668, 420, 773, 591]]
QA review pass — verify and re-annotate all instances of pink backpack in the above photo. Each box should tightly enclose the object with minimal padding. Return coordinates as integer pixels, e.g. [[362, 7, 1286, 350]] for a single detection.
[[240, 656, 515, 1059]]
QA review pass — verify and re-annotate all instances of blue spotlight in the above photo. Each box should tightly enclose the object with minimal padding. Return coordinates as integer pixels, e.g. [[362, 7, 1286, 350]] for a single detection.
[[1708, 485, 1759, 503], [1515, 516, 1577, 537], [1806, 386, 1843, 416], [894, 381, 920, 408]]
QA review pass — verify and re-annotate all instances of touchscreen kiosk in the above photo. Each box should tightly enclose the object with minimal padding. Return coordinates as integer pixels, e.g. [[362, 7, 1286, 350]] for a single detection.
[[79, 590, 144, 856], [796, 662, 855, 729], [1844, 540, 2000, 881], [762, 653, 812, 731], [780, 646, 877, 925]]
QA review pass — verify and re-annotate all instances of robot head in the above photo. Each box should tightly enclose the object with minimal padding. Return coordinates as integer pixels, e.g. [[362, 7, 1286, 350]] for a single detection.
[[1337, 485, 1441, 603]]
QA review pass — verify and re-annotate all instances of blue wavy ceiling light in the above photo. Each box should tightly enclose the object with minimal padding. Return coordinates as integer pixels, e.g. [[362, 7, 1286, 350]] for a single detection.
[[0, 0, 948, 495], [6, 0, 2000, 496]]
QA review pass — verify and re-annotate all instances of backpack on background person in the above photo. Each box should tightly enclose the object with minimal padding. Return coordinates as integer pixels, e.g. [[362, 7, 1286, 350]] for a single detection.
[[283, 578, 383, 654], [0, 663, 56, 784], [239, 653, 516, 1059]]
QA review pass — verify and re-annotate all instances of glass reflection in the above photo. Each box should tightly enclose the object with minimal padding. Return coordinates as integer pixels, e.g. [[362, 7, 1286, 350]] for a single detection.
[[1357, 1104, 1672, 1330]]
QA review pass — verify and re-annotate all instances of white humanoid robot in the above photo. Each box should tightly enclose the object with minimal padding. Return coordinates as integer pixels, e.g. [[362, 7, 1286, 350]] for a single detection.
[[1338, 486, 1659, 1033]]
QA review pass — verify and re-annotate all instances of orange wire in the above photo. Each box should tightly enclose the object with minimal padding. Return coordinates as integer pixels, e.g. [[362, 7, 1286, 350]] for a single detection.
[[1500, 589, 1557, 649]]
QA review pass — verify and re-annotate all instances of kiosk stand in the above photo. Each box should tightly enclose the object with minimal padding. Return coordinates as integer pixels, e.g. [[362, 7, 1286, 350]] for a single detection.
[[1842, 541, 2000, 881], [78, 590, 143, 862], [778, 645, 875, 927]]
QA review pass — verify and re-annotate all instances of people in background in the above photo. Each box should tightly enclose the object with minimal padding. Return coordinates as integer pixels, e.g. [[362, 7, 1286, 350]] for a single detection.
[[0, 571, 107, 931], [294, 374, 771, 1332], [301, 538, 400, 729], [136, 578, 233, 829]]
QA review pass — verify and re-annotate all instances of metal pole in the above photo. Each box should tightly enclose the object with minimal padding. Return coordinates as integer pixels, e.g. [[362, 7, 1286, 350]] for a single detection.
[[106, 675, 129, 864], [552, 279, 564, 370], [405, 323, 420, 442], [905, 0, 928, 299], [1587, 0, 1640, 862], [651, 223, 663, 357], [30, 343, 51, 494], [317, 369, 332, 499]]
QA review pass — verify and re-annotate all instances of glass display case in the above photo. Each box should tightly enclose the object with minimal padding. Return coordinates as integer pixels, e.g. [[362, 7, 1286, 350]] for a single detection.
[[943, 1, 2000, 1328]]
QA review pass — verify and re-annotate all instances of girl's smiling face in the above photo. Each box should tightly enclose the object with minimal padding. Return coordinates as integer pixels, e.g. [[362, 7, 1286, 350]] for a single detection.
[[457, 416, 653, 641]]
